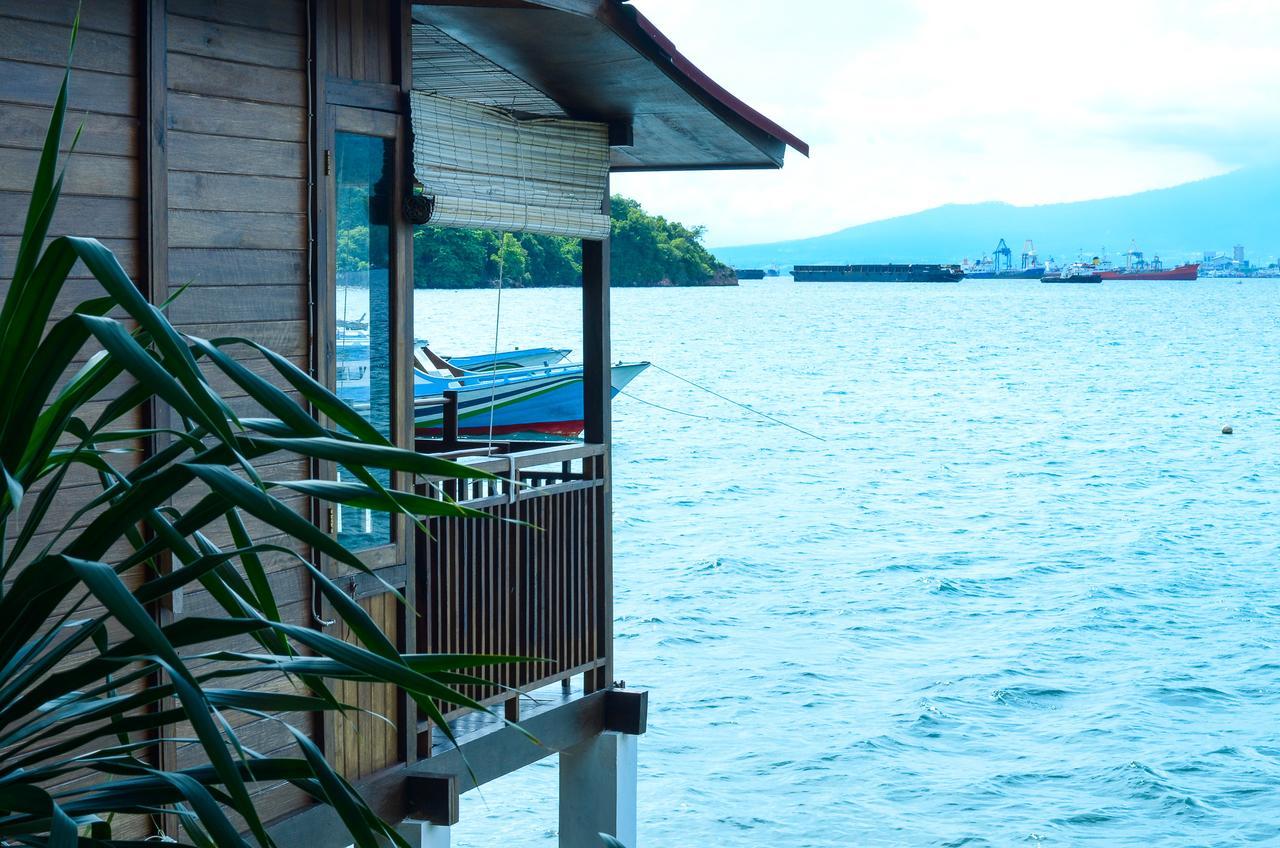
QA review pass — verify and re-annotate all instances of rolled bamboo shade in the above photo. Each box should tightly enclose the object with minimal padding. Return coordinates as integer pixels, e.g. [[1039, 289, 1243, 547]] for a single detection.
[[410, 92, 611, 239]]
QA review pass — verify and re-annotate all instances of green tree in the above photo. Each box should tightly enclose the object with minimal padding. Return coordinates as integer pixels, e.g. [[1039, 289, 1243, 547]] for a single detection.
[[413, 226, 491, 287], [411, 196, 730, 288], [490, 231, 530, 285]]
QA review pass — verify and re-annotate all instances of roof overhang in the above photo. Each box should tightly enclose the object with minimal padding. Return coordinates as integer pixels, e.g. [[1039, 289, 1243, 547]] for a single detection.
[[411, 0, 809, 171]]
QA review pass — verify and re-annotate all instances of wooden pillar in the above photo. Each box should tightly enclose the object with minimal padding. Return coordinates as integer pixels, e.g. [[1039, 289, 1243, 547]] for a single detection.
[[581, 182, 613, 692], [140, 0, 176, 837], [394, 0, 419, 767]]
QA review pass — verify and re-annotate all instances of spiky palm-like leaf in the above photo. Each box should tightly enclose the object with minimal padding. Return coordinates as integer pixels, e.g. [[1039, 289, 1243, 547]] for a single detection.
[[0, 21, 513, 848]]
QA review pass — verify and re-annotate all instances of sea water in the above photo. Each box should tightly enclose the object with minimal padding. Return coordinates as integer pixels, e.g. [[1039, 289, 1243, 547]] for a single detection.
[[415, 278, 1280, 846]]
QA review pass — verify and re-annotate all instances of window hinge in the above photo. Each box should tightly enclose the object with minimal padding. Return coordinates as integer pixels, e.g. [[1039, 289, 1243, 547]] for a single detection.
[[324, 149, 333, 176], [327, 505, 337, 534]]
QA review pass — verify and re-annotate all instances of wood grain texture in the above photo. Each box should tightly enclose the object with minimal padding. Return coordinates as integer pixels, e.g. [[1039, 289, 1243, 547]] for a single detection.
[[0, 0, 138, 36], [167, 131, 305, 177], [167, 14, 304, 69], [168, 171, 306, 214], [166, 0, 305, 36], [167, 93, 305, 143], [332, 592, 401, 780], [168, 53, 305, 106]]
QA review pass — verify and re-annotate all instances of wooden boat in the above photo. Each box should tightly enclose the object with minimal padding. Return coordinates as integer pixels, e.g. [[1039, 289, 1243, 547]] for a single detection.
[[444, 346, 571, 371], [414, 361, 650, 437]]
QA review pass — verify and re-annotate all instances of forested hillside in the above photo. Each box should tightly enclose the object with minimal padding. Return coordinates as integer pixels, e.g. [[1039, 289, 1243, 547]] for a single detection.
[[410, 196, 735, 287]]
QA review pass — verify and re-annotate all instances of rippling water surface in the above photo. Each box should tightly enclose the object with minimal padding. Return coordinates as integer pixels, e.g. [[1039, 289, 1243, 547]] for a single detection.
[[417, 278, 1280, 846]]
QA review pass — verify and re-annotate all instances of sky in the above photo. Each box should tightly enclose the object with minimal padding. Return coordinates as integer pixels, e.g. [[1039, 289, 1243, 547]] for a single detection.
[[613, 0, 1280, 247]]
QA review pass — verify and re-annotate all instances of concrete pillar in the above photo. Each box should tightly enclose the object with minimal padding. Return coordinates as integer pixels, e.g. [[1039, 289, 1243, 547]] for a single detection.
[[559, 731, 637, 848], [391, 820, 451, 848]]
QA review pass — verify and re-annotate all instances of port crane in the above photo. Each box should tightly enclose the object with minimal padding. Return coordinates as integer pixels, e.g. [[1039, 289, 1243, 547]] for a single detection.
[[993, 238, 1013, 274], [1021, 239, 1038, 270]]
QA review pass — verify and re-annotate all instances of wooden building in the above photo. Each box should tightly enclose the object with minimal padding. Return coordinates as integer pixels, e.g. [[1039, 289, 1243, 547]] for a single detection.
[[0, 1, 805, 845]]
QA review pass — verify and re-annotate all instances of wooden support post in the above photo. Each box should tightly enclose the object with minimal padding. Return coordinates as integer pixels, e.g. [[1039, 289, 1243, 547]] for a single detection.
[[581, 181, 613, 693], [396, 0, 419, 766], [139, 1, 175, 837], [443, 390, 459, 446]]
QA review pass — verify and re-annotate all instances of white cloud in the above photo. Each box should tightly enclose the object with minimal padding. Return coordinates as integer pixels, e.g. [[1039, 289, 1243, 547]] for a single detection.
[[615, 0, 1280, 246]]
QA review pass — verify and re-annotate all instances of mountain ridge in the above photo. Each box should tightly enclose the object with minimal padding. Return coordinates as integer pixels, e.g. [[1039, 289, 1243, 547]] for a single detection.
[[712, 166, 1280, 268]]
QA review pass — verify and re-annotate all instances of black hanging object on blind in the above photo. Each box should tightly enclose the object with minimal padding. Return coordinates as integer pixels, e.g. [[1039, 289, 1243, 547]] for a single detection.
[[403, 192, 435, 225]]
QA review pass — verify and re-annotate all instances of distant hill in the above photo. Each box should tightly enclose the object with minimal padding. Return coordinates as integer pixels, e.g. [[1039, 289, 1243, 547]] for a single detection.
[[713, 165, 1280, 269]]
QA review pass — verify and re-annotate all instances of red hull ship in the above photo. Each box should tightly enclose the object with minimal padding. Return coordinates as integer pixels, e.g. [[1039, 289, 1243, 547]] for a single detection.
[[1098, 263, 1200, 281]]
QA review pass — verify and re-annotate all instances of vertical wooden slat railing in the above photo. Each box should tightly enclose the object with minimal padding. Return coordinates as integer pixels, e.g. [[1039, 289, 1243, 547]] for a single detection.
[[414, 443, 610, 732]]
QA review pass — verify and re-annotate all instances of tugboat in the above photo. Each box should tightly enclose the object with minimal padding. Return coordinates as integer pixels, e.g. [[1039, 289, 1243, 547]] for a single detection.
[[1042, 262, 1103, 284]]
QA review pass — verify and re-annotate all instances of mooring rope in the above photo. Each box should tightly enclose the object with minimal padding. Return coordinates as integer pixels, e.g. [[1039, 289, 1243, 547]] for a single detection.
[[486, 235, 505, 445], [647, 361, 826, 441], [617, 388, 715, 420]]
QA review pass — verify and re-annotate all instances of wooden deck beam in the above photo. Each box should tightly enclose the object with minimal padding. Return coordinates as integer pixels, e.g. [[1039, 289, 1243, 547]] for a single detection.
[[265, 688, 647, 847]]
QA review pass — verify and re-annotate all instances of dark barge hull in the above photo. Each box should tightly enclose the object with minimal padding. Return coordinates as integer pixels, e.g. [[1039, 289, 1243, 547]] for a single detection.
[[793, 264, 964, 282], [964, 267, 1046, 280]]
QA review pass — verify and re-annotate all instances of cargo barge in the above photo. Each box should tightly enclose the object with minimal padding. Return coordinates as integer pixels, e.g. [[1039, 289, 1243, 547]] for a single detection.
[[793, 263, 964, 282], [735, 268, 767, 280], [964, 267, 1045, 280]]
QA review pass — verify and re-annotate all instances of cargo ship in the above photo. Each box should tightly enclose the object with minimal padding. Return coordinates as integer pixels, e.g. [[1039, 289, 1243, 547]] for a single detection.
[[1097, 263, 1199, 281], [793, 263, 964, 282], [963, 239, 1045, 279], [1096, 243, 1199, 280]]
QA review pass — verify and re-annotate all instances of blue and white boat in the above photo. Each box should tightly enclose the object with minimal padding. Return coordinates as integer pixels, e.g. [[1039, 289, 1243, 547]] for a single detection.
[[413, 359, 650, 438], [444, 346, 570, 372], [336, 330, 647, 438]]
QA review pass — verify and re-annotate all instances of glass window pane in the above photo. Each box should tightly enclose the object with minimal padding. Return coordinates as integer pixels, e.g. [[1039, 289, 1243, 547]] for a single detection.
[[335, 132, 394, 551]]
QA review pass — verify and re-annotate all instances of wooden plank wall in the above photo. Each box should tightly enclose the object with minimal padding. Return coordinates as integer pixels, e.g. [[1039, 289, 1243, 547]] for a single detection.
[[326, 0, 396, 83], [320, 0, 407, 783], [162, 0, 316, 818], [0, 1, 152, 839], [0, 0, 145, 543], [332, 593, 401, 780], [0, 0, 412, 829]]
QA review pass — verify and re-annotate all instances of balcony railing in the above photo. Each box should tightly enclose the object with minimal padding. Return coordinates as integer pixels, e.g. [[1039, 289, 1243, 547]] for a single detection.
[[414, 440, 611, 730]]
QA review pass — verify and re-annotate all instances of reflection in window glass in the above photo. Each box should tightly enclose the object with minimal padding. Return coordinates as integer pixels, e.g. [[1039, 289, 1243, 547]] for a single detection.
[[335, 132, 393, 551]]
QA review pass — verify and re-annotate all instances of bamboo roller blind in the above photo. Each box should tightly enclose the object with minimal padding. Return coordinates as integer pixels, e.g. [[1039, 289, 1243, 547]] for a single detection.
[[409, 91, 611, 240]]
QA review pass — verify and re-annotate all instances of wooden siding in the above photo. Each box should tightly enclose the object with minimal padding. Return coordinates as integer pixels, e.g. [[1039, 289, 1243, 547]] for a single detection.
[[325, 0, 397, 83], [162, 0, 311, 502], [332, 593, 402, 781], [161, 3, 318, 821], [0, 1, 149, 839]]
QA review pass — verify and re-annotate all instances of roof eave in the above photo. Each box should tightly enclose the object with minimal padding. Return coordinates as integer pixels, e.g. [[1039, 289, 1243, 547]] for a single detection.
[[601, 3, 809, 163]]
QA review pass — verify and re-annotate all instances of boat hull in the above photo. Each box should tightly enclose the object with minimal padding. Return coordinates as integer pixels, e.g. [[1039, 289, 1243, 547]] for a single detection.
[[414, 362, 649, 437], [1097, 263, 1199, 281], [965, 267, 1046, 280]]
